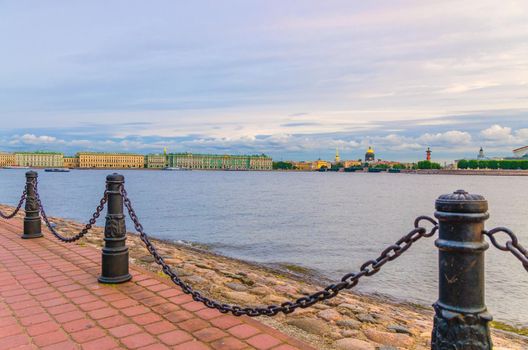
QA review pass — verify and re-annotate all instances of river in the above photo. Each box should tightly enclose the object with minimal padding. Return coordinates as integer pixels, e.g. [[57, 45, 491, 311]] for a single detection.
[[1, 169, 527, 326]]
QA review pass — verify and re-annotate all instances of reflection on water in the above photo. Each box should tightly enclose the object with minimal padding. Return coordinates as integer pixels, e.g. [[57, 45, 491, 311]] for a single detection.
[[1, 169, 527, 326]]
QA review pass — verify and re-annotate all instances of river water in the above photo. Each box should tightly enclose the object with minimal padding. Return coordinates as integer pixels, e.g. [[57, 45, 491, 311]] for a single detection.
[[1, 169, 526, 326]]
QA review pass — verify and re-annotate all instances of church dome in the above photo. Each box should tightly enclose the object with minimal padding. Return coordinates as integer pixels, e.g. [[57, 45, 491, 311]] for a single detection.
[[365, 147, 375, 162]]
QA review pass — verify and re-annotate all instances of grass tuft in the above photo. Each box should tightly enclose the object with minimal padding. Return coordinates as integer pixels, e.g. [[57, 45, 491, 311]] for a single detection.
[[490, 321, 528, 336]]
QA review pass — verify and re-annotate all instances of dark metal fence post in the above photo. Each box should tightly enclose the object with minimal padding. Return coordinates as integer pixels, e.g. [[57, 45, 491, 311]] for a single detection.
[[21, 171, 43, 239], [432, 190, 492, 349], [98, 174, 132, 284]]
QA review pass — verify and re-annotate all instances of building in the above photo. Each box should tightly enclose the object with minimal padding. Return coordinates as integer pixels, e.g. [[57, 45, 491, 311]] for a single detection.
[[343, 160, 362, 168], [335, 147, 340, 163], [145, 154, 167, 169], [291, 161, 313, 170], [0, 152, 16, 167], [513, 146, 528, 158], [426, 147, 432, 161], [365, 147, 375, 162], [64, 156, 79, 168], [313, 159, 332, 170], [166, 153, 272, 170], [477, 147, 487, 160], [77, 152, 145, 168], [14, 152, 64, 168]]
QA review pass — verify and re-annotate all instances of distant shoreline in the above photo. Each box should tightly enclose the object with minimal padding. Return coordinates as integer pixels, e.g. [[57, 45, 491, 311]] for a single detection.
[[3, 167, 528, 176], [401, 169, 528, 176]]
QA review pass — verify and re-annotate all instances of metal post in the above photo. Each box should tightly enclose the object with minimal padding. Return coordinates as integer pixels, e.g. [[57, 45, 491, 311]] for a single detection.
[[432, 190, 492, 349], [98, 174, 132, 284], [22, 171, 43, 239]]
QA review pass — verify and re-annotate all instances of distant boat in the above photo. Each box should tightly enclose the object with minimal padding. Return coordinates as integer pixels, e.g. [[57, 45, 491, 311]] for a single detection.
[[3, 166, 30, 169], [44, 168, 70, 172], [388, 168, 401, 173], [163, 167, 191, 171], [368, 168, 383, 173]]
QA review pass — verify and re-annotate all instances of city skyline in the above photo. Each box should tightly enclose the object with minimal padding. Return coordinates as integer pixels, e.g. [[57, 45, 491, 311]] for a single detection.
[[0, 141, 522, 165], [1, 1, 527, 162]]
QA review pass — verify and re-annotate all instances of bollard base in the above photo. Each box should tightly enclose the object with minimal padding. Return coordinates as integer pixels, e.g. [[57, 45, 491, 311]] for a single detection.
[[98, 273, 132, 284], [431, 304, 492, 350], [98, 246, 132, 284], [21, 232, 43, 239], [22, 217, 42, 239]]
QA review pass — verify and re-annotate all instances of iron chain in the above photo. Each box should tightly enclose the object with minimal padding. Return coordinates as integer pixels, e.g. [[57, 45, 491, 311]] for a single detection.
[[0, 189, 26, 219], [121, 185, 439, 317], [32, 180, 108, 243], [484, 227, 528, 272]]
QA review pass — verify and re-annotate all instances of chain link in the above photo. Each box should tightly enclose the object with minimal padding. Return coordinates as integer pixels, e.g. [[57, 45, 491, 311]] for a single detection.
[[32, 180, 108, 243], [484, 227, 528, 272], [0, 189, 26, 219], [121, 185, 439, 317]]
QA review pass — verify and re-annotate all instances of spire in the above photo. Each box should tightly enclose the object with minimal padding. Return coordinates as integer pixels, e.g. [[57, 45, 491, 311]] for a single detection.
[[478, 147, 485, 159], [335, 146, 340, 163]]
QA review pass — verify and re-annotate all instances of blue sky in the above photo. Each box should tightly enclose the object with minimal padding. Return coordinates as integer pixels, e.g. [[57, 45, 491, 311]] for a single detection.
[[0, 1, 527, 162]]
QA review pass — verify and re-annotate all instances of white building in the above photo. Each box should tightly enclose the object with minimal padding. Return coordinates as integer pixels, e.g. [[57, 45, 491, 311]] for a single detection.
[[513, 146, 528, 158]]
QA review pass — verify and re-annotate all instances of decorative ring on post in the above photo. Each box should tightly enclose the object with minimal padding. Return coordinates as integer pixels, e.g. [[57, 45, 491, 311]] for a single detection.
[[98, 173, 132, 284], [21, 171, 43, 239], [432, 189, 492, 349]]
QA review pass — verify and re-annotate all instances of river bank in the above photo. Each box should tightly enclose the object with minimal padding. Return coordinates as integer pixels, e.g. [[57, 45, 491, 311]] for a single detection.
[[1, 204, 527, 349], [4, 168, 528, 176], [402, 169, 528, 176]]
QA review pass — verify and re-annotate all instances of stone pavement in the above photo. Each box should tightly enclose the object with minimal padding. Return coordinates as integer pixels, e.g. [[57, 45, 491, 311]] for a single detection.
[[0, 218, 315, 350]]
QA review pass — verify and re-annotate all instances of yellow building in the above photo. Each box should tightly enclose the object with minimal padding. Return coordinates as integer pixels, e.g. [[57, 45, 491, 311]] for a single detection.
[[145, 154, 167, 169], [64, 156, 80, 168], [292, 161, 313, 170], [313, 160, 332, 170], [343, 160, 362, 168], [77, 152, 145, 169], [14, 152, 64, 168], [0, 152, 16, 167]]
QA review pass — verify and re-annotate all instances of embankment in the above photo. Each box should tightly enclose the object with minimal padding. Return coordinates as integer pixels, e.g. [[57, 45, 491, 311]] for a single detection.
[[1, 204, 527, 350]]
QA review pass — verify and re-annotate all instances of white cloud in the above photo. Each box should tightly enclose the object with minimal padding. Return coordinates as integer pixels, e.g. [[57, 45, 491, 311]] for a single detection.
[[516, 128, 528, 141], [19, 134, 59, 144], [418, 131, 472, 145], [479, 124, 528, 146], [440, 81, 500, 94], [481, 124, 514, 141]]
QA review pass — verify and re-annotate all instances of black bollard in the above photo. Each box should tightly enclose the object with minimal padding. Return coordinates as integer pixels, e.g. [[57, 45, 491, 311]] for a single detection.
[[21, 171, 43, 239], [432, 190, 492, 349], [98, 174, 132, 284]]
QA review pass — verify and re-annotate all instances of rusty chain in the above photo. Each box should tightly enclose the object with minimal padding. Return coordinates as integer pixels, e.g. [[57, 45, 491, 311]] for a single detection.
[[0, 189, 26, 219], [121, 185, 438, 317], [32, 180, 108, 243], [484, 227, 528, 272]]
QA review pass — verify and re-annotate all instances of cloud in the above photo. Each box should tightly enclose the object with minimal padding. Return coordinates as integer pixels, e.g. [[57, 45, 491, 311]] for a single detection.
[[480, 124, 528, 145], [16, 134, 59, 145], [418, 131, 472, 145], [481, 124, 514, 141], [1, 1, 528, 132], [440, 81, 500, 94]]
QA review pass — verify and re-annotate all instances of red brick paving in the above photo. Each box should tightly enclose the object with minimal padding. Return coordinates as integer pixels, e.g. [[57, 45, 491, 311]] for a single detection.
[[0, 218, 315, 349]]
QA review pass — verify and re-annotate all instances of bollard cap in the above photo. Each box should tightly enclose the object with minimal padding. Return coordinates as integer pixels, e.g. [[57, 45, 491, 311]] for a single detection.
[[25, 170, 38, 178], [435, 189, 488, 213], [106, 173, 125, 183]]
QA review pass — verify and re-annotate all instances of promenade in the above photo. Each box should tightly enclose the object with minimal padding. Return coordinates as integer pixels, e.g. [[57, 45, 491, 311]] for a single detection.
[[0, 218, 313, 350]]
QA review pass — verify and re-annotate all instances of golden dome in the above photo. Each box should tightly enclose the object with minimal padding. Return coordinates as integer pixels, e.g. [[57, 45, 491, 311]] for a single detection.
[[366, 147, 374, 154]]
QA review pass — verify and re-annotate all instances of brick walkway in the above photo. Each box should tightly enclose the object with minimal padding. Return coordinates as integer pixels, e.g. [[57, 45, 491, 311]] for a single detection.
[[0, 218, 314, 350]]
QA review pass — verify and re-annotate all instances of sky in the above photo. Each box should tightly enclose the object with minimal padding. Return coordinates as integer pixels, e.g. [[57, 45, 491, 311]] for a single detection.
[[0, 1, 527, 162]]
